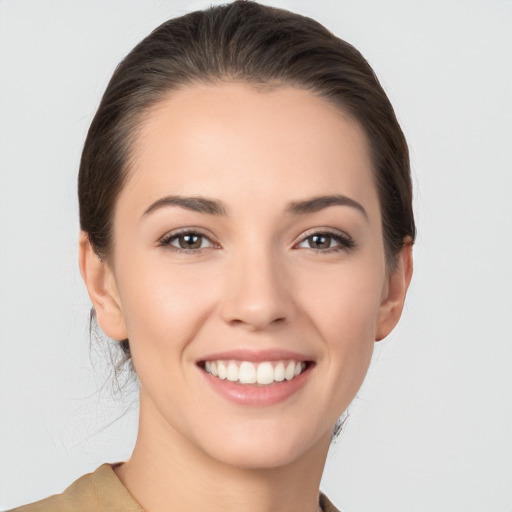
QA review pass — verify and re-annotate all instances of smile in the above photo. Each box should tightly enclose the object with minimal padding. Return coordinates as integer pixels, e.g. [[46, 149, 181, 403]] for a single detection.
[[203, 360, 306, 385]]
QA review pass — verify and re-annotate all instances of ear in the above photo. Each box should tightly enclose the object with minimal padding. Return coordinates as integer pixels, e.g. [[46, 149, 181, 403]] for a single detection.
[[375, 239, 413, 342], [78, 231, 128, 341]]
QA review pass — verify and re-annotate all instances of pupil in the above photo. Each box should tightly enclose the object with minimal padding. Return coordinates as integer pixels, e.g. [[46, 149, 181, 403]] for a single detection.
[[311, 234, 330, 249], [180, 234, 201, 249]]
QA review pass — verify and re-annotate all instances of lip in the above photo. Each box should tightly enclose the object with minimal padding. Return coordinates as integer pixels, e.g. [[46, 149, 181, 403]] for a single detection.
[[197, 349, 314, 406], [197, 348, 312, 363]]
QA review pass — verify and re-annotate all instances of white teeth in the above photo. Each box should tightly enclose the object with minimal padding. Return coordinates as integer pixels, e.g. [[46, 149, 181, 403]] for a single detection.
[[274, 362, 285, 382], [227, 362, 238, 381], [256, 362, 274, 385], [217, 361, 227, 380], [239, 361, 256, 384], [203, 359, 307, 385], [285, 361, 295, 381]]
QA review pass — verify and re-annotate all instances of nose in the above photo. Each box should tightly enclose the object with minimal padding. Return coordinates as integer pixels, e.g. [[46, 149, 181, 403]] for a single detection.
[[219, 246, 295, 331]]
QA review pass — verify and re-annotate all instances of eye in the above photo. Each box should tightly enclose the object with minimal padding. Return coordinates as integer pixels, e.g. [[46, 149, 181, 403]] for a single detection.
[[159, 230, 216, 252], [296, 230, 355, 252]]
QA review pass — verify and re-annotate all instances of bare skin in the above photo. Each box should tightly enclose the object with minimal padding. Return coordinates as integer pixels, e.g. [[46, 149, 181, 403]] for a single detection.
[[79, 82, 412, 512]]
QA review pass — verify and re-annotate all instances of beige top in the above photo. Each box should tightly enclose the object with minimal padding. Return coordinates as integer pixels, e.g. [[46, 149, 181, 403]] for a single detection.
[[9, 463, 340, 512]]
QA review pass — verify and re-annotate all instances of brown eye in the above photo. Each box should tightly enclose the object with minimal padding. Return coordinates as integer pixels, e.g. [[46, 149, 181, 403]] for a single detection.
[[177, 234, 203, 249], [160, 231, 214, 251], [308, 234, 332, 249], [296, 231, 355, 252]]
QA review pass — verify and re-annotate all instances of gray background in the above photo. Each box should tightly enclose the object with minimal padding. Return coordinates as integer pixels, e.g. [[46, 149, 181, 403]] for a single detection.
[[1, 1, 511, 511]]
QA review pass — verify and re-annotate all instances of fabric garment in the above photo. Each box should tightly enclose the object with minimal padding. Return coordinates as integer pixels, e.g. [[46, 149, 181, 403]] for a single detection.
[[8, 463, 340, 512]]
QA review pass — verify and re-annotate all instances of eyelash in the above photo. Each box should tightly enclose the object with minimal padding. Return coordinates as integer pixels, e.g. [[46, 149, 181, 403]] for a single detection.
[[158, 228, 218, 253], [294, 229, 355, 253], [158, 228, 355, 254]]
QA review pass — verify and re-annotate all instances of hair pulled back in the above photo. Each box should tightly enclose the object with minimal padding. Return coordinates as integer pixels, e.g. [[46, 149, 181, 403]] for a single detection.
[[79, 1, 415, 359]]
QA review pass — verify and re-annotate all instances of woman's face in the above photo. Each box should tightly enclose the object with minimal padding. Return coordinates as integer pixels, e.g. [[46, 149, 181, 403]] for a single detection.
[[90, 83, 408, 469]]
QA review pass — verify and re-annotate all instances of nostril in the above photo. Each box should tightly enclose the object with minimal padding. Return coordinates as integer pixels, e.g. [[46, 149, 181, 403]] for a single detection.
[[219, 264, 294, 329]]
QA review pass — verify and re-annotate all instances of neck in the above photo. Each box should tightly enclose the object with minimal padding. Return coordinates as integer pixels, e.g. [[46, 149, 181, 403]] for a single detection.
[[115, 392, 331, 512]]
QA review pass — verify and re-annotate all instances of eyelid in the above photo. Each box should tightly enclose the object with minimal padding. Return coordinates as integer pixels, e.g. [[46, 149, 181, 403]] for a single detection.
[[157, 227, 220, 250], [293, 227, 355, 251], [156, 226, 354, 252]]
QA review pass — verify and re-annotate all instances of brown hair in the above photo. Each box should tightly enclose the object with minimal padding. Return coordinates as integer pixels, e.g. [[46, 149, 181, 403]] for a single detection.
[[79, 0, 415, 357]]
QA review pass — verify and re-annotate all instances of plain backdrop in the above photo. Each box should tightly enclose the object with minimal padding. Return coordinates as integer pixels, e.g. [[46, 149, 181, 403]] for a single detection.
[[1, 1, 511, 511]]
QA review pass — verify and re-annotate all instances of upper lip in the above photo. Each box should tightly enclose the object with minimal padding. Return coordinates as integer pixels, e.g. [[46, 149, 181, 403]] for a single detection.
[[198, 348, 313, 363]]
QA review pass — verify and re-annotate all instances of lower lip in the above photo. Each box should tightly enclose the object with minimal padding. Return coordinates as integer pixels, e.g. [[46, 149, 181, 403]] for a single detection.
[[200, 366, 312, 406]]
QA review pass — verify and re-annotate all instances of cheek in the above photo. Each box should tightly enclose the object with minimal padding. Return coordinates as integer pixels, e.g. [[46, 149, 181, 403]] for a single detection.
[[298, 259, 384, 393], [114, 256, 219, 356], [302, 261, 384, 342]]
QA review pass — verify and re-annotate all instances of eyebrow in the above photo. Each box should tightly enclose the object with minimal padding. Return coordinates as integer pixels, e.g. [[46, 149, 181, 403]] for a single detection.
[[143, 193, 367, 220], [143, 195, 227, 216], [286, 195, 368, 220]]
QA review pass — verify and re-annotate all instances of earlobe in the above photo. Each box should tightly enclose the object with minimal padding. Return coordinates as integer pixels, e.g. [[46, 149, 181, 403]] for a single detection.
[[375, 240, 413, 342], [78, 231, 128, 341]]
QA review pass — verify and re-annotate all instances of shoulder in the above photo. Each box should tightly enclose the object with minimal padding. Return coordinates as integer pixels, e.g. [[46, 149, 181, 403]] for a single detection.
[[7, 469, 97, 512], [7, 463, 142, 512], [7, 494, 65, 512]]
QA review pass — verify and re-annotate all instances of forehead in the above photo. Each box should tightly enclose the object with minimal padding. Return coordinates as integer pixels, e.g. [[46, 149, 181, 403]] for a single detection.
[[123, 82, 379, 217]]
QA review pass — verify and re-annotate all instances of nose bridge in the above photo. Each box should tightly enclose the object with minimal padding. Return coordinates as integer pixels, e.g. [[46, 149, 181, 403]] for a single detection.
[[220, 237, 293, 330]]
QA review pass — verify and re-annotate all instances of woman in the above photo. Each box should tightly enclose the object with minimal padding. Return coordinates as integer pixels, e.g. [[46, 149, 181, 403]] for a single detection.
[[10, 1, 414, 510]]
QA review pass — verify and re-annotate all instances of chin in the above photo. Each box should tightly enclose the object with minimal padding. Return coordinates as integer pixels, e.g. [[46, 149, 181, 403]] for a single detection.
[[194, 418, 331, 470]]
